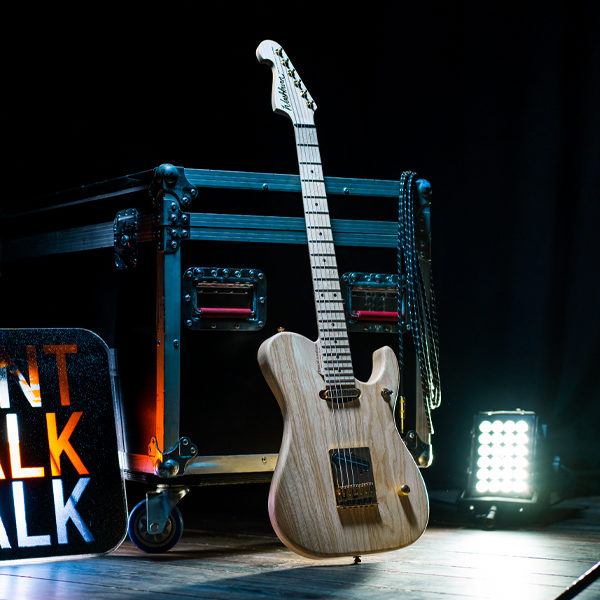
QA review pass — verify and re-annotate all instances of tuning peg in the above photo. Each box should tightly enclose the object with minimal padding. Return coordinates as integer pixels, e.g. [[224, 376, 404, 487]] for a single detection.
[[294, 80, 303, 89], [307, 100, 315, 109], [275, 48, 282, 56], [287, 69, 296, 78], [301, 90, 308, 98], [282, 58, 289, 67]]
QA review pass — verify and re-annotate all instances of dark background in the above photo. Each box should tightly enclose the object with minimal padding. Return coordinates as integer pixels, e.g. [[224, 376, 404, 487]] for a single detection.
[[2, 2, 599, 501]]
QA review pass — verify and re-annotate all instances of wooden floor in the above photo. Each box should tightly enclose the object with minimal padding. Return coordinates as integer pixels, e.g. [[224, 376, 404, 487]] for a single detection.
[[1, 489, 599, 600]]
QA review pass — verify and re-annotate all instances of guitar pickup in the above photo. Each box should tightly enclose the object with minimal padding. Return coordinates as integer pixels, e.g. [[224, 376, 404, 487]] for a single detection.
[[341, 272, 407, 333], [182, 267, 266, 331]]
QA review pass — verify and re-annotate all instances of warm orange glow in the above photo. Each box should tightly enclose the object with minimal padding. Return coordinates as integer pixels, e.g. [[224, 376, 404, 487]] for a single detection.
[[0, 346, 42, 408], [7, 414, 45, 478], [44, 345, 77, 406], [155, 342, 164, 452], [46, 412, 89, 476], [24, 346, 41, 405]]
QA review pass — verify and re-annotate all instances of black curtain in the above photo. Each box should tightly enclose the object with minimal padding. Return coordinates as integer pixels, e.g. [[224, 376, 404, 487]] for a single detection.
[[3, 2, 599, 492]]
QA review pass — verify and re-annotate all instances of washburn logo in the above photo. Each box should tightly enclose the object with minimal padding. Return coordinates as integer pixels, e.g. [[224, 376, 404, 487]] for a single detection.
[[278, 75, 292, 111]]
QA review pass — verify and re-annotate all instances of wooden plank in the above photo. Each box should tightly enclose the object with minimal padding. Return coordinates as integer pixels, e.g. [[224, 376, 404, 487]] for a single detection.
[[0, 503, 599, 600]]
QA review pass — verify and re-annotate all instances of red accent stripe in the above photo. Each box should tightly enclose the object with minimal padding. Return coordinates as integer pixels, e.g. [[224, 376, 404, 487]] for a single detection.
[[198, 307, 253, 319], [355, 310, 400, 322]]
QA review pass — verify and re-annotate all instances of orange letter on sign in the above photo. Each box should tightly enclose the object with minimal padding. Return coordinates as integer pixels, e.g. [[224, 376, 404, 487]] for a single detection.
[[46, 412, 89, 476], [7, 413, 45, 478], [44, 345, 77, 406]]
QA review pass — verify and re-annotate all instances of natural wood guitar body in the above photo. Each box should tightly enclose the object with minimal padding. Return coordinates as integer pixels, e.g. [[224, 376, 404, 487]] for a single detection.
[[258, 331, 429, 559]]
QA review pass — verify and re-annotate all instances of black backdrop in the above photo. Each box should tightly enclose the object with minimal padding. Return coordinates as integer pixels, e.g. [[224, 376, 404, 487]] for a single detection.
[[3, 3, 599, 496]]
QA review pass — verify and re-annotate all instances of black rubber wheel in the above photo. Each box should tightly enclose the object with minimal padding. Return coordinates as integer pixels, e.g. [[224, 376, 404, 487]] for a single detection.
[[127, 499, 184, 553]]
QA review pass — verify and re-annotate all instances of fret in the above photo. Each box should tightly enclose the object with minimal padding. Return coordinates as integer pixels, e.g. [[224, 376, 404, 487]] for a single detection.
[[301, 179, 325, 183], [297, 143, 319, 147], [294, 123, 316, 128], [318, 332, 348, 338], [299, 161, 321, 165], [303, 195, 327, 199], [323, 360, 353, 366], [322, 372, 355, 378]]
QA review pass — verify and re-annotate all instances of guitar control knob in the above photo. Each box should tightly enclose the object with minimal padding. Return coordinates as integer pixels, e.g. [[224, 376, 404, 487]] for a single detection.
[[381, 388, 393, 402], [398, 484, 411, 496]]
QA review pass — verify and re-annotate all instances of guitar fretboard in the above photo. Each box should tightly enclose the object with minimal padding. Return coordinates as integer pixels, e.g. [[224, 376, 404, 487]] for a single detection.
[[294, 123, 354, 387]]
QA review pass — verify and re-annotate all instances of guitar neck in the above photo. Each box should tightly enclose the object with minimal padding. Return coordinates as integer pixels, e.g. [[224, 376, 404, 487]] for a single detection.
[[293, 123, 354, 387]]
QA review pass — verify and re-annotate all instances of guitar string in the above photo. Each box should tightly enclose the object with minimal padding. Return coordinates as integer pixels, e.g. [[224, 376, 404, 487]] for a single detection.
[[282, 51, 353, 497], [298, 123, 352, 496], [286, 60, 357, 500], [305, 126, 358, 502], [399, 173, 441, 424], [298, 110, 355, 498]]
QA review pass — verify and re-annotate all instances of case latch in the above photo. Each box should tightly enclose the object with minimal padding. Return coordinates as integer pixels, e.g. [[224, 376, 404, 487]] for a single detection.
[[113, 208, 139, 270]]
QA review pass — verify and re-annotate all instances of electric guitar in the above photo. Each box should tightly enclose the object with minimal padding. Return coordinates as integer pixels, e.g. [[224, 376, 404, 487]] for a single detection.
[[256, 40, 429, 559]]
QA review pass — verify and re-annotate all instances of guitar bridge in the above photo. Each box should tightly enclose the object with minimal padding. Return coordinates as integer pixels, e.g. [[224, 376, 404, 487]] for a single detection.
[[329, 447, 378, 508]]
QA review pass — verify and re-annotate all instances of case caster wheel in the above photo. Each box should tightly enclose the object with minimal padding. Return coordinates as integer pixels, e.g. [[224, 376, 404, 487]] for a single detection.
[[127, 499, 184, 553]]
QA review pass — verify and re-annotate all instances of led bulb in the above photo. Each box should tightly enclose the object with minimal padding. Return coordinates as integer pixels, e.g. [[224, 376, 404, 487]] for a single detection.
[[479, 420, 493, 433], [476, 480, 489, 493], [492, 420, 505, 433]]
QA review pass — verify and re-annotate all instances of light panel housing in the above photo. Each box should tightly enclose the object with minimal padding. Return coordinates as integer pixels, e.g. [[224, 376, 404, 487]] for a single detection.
[[464, 410, 539, 503]]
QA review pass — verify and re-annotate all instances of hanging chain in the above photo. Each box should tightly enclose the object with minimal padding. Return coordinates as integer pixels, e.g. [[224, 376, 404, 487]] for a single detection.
[[397, 171, 442, 418]]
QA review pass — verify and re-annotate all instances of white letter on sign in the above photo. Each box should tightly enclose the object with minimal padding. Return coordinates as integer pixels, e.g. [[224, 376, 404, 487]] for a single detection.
[[13, 482, 51, 547], [53, 477, 94, 544]]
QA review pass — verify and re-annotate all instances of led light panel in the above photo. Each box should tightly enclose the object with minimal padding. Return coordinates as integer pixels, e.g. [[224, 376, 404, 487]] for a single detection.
[[466, 410, 538, 501]]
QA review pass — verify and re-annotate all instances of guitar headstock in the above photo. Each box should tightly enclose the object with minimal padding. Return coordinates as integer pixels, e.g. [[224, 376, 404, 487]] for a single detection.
[[256, 40, 317, 126]]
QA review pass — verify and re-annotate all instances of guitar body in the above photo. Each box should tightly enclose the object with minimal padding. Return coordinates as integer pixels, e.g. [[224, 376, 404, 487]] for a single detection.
[[258, 331, 429, 558]]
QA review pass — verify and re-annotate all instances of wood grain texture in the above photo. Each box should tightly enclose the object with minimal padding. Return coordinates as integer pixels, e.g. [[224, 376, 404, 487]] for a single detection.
[[1, 497, 599, 599], [258, 331, 429, 558]]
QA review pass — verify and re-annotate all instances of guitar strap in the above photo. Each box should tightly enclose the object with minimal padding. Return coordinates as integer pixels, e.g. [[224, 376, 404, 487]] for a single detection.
[[397, 171, 442, 437]]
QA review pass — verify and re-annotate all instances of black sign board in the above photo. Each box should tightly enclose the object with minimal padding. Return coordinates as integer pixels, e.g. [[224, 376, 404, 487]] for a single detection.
[[0, 329, 127, 561]]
